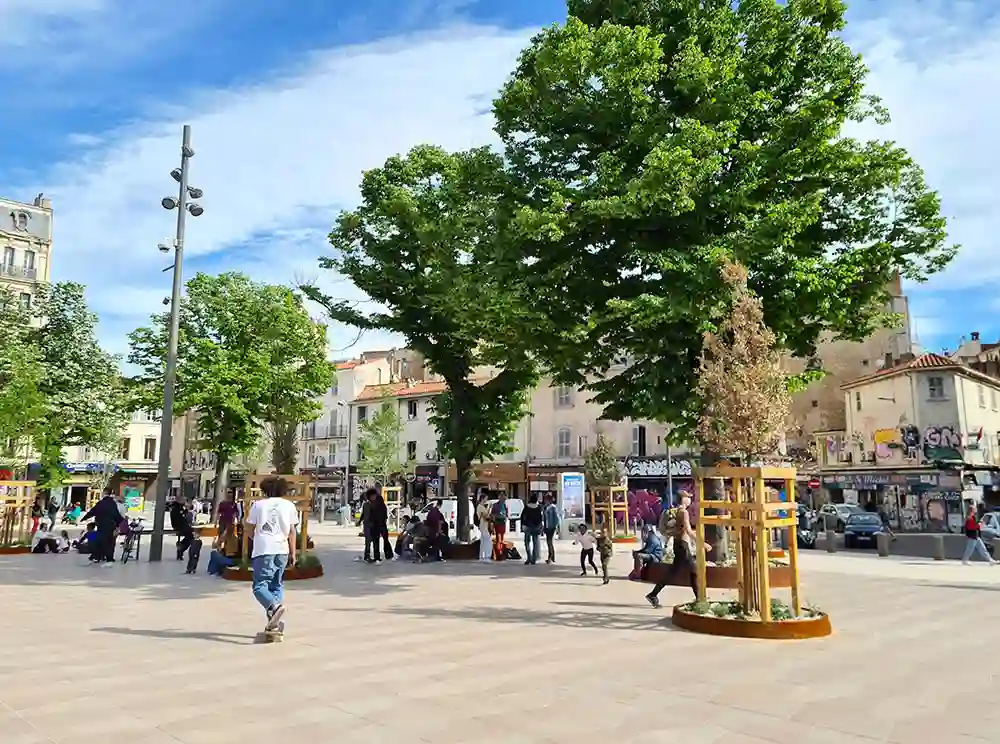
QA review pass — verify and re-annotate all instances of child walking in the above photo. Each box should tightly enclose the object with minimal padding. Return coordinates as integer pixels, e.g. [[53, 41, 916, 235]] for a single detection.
[[574, 523, 599, 577], [596, 528, 613, 585]]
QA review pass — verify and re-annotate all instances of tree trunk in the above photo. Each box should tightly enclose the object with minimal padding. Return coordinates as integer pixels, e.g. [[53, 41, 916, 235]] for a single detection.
[[454, 452, 472, 541], [699, 445, 728, 560], [269, 418, 298, 474], [211, 455, 229, 519]]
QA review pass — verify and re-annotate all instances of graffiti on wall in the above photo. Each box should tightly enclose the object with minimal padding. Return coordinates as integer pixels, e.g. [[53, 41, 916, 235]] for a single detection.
[[923, 425, 963, 461], [899, 425, 920, 461], [872, 429, 899, 459]]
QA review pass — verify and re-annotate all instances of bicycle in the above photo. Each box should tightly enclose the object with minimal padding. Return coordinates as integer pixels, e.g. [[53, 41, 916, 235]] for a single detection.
[[120, 517, 145, 564]]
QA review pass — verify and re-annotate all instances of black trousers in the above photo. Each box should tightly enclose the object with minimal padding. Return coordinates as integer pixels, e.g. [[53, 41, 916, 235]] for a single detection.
[[544, 528, 556, 561], [649, 539, 697, 599], [92, 526, 117, 562], [580, 548, 597, 573], [371, 524, 391, 560], [175, 528, 194, 559]]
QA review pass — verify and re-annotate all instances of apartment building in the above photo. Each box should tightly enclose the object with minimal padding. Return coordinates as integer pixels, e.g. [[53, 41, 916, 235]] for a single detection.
[[0, 194, 52, 308], [815, 353, 1000, 532], [60, 409, 163, 507]]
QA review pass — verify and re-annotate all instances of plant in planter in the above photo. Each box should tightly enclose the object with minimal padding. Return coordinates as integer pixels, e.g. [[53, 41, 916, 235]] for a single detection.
[[672, 261, 831, 640]]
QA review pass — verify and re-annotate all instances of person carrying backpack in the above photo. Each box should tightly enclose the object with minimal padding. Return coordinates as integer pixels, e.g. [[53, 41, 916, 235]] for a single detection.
[[490, 493, 508, 559]]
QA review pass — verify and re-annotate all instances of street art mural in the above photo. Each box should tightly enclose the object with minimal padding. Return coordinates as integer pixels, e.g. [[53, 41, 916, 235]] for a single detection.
[[923, 425, 963, 461], [872, 429, 899, 460], [899, 425, 921, 461]]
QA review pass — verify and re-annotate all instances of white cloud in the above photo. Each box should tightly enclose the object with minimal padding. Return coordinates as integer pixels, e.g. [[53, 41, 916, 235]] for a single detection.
[[13, 24, 530, 354], [847, 5, 1000, 290]]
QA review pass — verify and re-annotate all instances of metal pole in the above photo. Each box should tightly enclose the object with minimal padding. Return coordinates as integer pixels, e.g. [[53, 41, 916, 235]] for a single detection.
[[666, 444, 674, 505], [149, 125, 192, 562], [345, 413, 352, 508], [317, 455, 325, 523]]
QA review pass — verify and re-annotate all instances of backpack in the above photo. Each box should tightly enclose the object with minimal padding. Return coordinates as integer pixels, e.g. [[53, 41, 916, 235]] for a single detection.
[[491, 500, 507, 521], [659, 506, 681, 535]]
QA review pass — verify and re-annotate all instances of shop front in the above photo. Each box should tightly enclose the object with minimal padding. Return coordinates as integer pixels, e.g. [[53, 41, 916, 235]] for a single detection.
[[412, 465, 442, 505], [448, 462, 526, 500], [821, 469, 965, 532], [621, 456, 694, 505], [527, 465, 577, 502]]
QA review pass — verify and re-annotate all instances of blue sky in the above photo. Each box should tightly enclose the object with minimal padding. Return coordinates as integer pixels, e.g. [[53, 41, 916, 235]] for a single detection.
[[1, 0, 997, 359]]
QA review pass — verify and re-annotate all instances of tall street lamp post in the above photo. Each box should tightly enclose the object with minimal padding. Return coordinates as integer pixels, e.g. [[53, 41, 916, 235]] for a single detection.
[[149, 124, 206, 562]]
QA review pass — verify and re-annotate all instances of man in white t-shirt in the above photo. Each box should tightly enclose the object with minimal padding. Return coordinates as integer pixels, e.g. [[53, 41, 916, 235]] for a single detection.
[[246, 478, 299, 631]]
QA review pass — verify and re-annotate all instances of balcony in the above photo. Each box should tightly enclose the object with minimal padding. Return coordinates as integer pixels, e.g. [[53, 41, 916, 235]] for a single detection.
[[301, 424, 349, 440], [0, 263, 37, 280]]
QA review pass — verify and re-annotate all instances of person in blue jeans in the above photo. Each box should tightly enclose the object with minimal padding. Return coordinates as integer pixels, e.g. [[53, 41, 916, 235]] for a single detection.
[[520, 494, 544, 565], [543, 493, 560, 563], [246, 477, 299, 631]]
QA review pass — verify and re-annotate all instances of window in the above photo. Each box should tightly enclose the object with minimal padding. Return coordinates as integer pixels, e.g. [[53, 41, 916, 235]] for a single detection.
[[855, 392, 862, 411], [578, 435, 588, 457], [307, 443, 316, 463], [119, 438, 130, 460], [992, 389, 997, 411], [328, 409, 337, 430], [406, 440, 417, 460], [19, 292, 30, 309], [555, 385, 573, 407], [979, 385, 987, 408], [23, 250, 35, 270], [143, 438, 157, 460], [407, 400, 418, 420], [556, 427, 571, 459], [2, 246, 12, 266], [631, 425, 647, 456], [928, 376, 945, 400], [327, 442, 337, 459], [357, 443, 365, 461], [357, 405, 367, 422], [306, 420, 317, 438]]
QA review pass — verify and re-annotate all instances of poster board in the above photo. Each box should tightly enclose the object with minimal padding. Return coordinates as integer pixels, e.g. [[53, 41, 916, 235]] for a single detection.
[[558, 472, 585, 539]]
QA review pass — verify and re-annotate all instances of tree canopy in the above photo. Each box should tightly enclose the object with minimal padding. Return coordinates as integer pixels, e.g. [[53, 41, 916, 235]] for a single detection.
[[128, 272, 332, 504], [493, 0, 955, 438], [302, 145, 539, 537], [0, 288, 45, 472]]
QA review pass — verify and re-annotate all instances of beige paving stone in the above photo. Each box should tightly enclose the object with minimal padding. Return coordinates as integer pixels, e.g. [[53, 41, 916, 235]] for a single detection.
[[3, 530, 1000, 744]]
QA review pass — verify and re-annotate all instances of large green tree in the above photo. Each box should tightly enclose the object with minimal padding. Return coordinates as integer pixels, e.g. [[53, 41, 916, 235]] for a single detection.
[[493, 0, 955, 439], [128, 272, 332, 509], [0, 288, 45, 474], [302, 145, 538, 538], [28, 283, 129, 488]]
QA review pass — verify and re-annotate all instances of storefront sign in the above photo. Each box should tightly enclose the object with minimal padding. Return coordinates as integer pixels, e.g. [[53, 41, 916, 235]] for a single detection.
[[622, 457, 693, 479], [822, 471, 961, 489], [64, 462, 118, 474]]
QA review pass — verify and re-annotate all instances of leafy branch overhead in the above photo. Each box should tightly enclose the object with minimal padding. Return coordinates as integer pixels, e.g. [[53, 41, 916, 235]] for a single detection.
[[696, 261, 791, 459], [492, 0, 955, 435]]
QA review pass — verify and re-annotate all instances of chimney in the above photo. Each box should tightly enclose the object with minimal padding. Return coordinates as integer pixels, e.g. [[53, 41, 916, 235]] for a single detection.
[[883, 352, 893, 369], [972, 332, 980, 341]]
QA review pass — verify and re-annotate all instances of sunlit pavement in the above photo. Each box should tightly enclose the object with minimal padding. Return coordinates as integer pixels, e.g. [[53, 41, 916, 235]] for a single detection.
[[2, 531, 998, 744]]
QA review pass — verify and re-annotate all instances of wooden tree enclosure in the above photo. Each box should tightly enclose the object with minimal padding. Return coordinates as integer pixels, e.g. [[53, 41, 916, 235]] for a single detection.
[[381, 485, 403, 535], [693, 466, 801, 622], [587, 485, 633, 540], [242, 475, 314, 563], [0, 480, 35, 547]]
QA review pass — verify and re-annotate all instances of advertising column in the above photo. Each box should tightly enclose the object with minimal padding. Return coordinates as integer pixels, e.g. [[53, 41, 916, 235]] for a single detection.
[[558, 471, 586, 539]]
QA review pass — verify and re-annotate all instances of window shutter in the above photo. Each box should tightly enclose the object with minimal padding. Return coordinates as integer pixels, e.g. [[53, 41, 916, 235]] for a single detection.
[[638, 425, 647, 457]]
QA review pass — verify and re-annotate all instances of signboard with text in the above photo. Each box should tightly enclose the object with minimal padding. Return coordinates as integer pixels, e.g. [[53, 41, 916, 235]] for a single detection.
[[558, 472, 585, 538]]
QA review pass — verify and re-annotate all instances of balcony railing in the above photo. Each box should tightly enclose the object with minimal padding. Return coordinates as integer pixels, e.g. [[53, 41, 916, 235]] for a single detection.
[[301, 424, 349, 440], [0, 263, 37, 280]]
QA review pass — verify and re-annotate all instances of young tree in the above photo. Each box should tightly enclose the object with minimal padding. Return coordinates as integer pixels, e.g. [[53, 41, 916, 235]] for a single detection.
[[302, 145, 539, 538], [0, 288, 45, 474], [696, 261, 791, 460], [27, 283, 129, 487], [128, 273, 331, 510], [583, 433, 622, 488], [493, 0, 955, 441], [355, 393, 413, 486], [267, 415, 300, 474]]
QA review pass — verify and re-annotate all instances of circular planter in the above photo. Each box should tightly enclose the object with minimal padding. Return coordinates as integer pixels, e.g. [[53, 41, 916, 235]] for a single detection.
[[0, 546, 31, 555], [671, 605, 832, 640], [643, 562, 792, 589], [222, 563, 324, 581], [444, 540, 513, 560]]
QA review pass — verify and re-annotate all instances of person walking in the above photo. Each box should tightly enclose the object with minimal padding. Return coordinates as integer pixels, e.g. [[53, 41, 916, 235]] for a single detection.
[[30, 498, 43, 536], [359, 491, 373, 562], [246, 477, 299, 632], [169, 496, 195, 560], [962, 503, 997, 565], [520, 494, 544, 565], [597, 527, 613, 585], [80, 489, 123, 565], [574, 523, 599, 576], [645, 492, 710, 608], [543, 493, 560, 563], [476, 492, 492, 562], [46, 496, 60, 531]]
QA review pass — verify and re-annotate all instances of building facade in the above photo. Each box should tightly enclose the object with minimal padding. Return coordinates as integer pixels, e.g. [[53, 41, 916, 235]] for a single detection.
[[0, 194, 52, 307], [816, 353, 1000, 532]]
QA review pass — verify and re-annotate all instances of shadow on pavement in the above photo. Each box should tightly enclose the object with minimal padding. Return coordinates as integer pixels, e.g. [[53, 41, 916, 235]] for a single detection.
[[91, 626, 252, 645], [345, 603, 680, 633], [923, 582, 1000, 592]]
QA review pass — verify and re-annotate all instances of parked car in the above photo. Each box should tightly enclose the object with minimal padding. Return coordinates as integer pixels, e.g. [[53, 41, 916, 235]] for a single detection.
[[843, 513, 884, 549], [979, 511, 1000, 541], [818, 503, 866, 532]]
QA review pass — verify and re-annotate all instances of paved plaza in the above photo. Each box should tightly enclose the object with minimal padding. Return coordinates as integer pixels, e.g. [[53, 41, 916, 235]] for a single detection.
[[2, 529, 1000, 744]]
